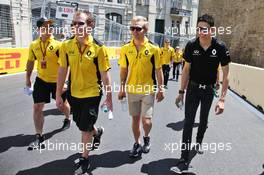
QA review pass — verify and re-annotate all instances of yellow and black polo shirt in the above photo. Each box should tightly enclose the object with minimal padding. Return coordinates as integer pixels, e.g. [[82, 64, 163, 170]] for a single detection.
[[160, 46, 175, 65], [119, 37, 162, 94], [59, 35, 111, 98], [28, 36, 61, 83]]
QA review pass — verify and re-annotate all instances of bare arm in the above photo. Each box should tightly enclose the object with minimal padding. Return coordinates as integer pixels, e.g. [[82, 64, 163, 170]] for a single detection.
[[120, 67, 128, 92], [101, 71, 112, 97], [26, 60, 34, 87], [180, 62, 191, 91], [220, 65, 229, 101], [56, 67, 68, 97], [156, 67, 164, 91]]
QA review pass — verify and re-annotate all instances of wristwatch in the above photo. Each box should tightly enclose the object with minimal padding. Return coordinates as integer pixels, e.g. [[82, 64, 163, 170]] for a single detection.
[[179, 90, 185, 94]]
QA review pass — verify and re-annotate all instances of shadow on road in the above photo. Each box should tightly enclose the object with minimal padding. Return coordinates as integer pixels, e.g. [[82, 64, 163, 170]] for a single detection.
[[43, 108, 63, 117], [167, 120, 199, 131], [0, 128, 64, 154], [141, 147, 198, 175], [16, 153, 79, 175], [16, 150, 141, 175]]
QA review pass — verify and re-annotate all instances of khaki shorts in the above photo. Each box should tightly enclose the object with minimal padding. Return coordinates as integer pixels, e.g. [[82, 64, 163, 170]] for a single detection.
[[127, 93, 155, 118]]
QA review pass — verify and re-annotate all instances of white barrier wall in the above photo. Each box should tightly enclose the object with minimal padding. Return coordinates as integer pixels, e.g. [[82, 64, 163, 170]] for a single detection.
[[228, 63, 264, 111]]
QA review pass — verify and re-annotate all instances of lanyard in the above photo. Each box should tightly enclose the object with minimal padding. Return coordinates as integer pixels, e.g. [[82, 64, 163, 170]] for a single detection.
[[40, 40, 50, 60], [77, 42, 88, 62]]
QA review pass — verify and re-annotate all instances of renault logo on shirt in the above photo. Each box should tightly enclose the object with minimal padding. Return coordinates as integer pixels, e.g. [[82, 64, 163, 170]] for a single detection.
[[193, 50, 200, 56], [210, 49, 218, 58], [87, 51, 92, 56]]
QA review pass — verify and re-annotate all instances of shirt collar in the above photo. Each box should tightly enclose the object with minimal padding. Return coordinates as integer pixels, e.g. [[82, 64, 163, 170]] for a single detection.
[[130, 36, 149, 47], [38, 35, 54, 43]]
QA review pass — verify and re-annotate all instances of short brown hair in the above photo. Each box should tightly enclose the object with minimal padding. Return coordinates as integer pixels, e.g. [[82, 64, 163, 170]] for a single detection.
[[73, 10, 95, 28]]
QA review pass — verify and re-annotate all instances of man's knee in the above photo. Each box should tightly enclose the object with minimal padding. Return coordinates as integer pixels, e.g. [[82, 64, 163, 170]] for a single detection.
[[34, 103, 44, 112]]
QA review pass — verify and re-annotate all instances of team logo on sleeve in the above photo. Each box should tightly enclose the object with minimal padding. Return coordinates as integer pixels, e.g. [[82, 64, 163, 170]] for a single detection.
[[145, 50, 149, 56], [49, 46, 53, 50]]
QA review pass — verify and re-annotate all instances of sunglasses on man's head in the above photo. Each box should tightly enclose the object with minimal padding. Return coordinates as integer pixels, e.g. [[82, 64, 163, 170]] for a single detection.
[[130, 26, 143, 32], [72, 21, 86, 26]]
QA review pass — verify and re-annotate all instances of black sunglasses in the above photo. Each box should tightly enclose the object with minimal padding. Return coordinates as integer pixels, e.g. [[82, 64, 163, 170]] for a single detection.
[[130, 26, 143, 32], [72, 21, 86, 26]]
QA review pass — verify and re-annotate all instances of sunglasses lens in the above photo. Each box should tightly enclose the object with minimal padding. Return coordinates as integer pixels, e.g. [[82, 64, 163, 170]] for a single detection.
[[130, 26, 142, 32], [73, 22, 85, 26]]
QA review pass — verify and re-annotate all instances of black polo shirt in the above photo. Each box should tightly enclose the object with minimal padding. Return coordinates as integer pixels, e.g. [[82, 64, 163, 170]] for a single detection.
[[183, 37, 231, 85]]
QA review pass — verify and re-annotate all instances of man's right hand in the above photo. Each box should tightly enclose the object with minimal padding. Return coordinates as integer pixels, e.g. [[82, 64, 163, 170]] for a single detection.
[[175, 94, 184, 108], [118, 91, 126, 100], [56, 95, 64, 111], [26, 79, 31, 88]]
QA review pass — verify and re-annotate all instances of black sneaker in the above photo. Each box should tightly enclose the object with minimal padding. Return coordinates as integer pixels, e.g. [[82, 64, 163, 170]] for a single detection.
[[27, 134, 45, 151], [194, 143, 204, 154], [91, 127, 104, 150], [74, 157, 90, 175], [129, 143, 143, 158], [170, 159, 189, 174], [142, 136, 151, 153], [61, 118, 71, 130]]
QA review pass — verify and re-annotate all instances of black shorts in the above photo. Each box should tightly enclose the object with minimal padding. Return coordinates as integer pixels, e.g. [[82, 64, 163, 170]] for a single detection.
[[71, 96, 102, 132], [33, 77, 66, 104]]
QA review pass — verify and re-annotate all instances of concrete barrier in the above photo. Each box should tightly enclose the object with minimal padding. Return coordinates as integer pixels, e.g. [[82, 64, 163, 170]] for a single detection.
[[228, 63, 264, 111]]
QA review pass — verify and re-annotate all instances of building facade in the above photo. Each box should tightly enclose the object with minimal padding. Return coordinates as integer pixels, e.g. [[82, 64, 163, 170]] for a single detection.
[[0, 0, 31, 47]]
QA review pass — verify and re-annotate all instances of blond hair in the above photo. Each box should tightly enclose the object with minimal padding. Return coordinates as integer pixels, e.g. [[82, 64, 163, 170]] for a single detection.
[[131, 16, 149, 31]]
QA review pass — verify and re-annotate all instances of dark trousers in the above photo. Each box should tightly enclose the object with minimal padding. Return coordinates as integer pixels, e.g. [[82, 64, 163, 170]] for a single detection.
[[181, 82, 214, 160], [172, 62, 181, 80], [162, 65, 170, 86]]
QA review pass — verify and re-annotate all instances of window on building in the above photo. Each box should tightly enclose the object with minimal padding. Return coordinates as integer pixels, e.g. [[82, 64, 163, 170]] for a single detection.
[[0, 5, 13, 39], [107, 0, 113, 2], [117, 0, 122, 3], [137, 0, 142, 5], [106, 13, 122, 24]]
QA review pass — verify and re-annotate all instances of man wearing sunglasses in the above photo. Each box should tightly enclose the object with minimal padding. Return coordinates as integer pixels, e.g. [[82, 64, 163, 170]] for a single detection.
[[160, 38, 175, 88], [118, 16, 164, 158], [56, 11, 112, 174], [25, 17, 71, 151], [173, 14, 231, 173]]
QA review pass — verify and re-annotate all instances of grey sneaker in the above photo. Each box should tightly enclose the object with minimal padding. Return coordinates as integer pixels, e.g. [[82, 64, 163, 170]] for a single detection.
[[27, 134, 45, 151], [142, 136, 151, 153]]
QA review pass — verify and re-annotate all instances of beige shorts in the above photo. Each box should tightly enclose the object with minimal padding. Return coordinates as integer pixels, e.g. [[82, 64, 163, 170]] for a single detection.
[[127, 93, 155, 118]]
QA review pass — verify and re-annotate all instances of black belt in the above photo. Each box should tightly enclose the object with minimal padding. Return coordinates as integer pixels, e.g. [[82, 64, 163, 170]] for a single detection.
[[189, 81, 214, 89]]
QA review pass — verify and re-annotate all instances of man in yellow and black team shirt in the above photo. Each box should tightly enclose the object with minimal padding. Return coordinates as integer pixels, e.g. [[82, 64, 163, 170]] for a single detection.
[[172, 46, 183, 82], [160, 38, 175, 88], [25, 17, 71, 151], [56, 11, 112, 174], [118, 16, 164, 158]]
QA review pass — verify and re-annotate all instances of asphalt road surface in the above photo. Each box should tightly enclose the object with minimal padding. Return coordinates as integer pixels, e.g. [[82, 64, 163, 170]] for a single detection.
[[0, 60, 264, 175]]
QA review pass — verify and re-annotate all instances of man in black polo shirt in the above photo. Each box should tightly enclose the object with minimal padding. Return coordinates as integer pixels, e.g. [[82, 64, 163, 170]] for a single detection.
[[173, 14, 231, 173]]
